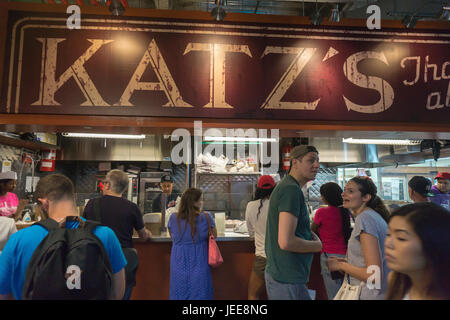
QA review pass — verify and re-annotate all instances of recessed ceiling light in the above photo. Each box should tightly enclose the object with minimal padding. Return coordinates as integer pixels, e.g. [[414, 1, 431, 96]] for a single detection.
[[343, 138, 422, 145], [62, 133, 146, 139]]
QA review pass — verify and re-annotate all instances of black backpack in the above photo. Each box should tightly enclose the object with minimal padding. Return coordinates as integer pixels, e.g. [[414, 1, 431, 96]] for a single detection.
[[22, 216, 113, 300]]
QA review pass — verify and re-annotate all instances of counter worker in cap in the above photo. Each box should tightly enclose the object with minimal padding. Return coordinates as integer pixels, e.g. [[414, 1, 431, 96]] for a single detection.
[[264, 145, 322, 300], [408, 176, 434, 203], [152, 175, 180, 228], [0, 171, 26, 220], [429, 172, 450, 211]]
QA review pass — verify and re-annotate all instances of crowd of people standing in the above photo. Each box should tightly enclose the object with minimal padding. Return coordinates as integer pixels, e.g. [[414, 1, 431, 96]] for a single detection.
[[245, 146, 450, 300], [0, 148, 449, 300]]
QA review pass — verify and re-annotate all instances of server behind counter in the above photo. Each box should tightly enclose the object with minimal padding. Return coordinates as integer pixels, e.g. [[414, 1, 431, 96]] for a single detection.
[[151, 174, 180, 213]]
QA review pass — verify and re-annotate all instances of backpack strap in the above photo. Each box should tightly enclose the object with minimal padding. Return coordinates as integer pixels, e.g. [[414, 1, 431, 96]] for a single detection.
[[37, 216, 101, 233], [34, 218, 61, 231], [83, 219, 102, 234]]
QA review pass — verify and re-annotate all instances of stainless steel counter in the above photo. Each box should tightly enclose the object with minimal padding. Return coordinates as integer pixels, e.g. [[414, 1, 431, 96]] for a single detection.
[[134, 230, 252, 243]]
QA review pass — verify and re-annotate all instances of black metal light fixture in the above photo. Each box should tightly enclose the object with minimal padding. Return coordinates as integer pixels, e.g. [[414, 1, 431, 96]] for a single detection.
[[402, 15, 417, 28], [211, 0, 226, 22], [109, 0, 125, 16], [439, 6, 450, 20], [309, 0, 323, 26], [329, 4, 341, 23]]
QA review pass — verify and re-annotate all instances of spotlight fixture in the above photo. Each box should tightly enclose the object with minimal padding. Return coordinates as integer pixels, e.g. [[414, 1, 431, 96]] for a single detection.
[[211, 0, 226, 22], [109, 0, 125, 16], [310, 11, 323, 26], [439, 6, 450, 20], [309, 0, 324, 26], [402, 15, 417, 28], [330, 4, 341, 23]]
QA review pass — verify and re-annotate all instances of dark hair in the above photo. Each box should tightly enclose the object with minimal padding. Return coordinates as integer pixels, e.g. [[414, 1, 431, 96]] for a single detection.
[[254, 187, 275, 220], [349, 177, 390, 223], [319, 182, 352, 243], [386, 202, 450, 300], [0, 179, 14, 194], [177, 188, 203, 242], [34, 174, 75, 203]]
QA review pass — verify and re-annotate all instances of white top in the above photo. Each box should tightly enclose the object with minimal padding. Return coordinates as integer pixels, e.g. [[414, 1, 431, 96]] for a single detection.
[[0, 216, 17, 253], [403, 292, 410, 300], [245, 199, 269, 258]]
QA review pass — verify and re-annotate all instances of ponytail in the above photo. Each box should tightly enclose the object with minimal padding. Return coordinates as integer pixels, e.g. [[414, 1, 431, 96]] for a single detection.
[[256, 199, 264, 220], [339, 206, 352, 243], [367, 195, 390, 223], [254, 186, 274, 220]]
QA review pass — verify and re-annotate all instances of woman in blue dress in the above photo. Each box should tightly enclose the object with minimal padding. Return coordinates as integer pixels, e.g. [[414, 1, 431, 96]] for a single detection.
[[168, 188, 217, 300]]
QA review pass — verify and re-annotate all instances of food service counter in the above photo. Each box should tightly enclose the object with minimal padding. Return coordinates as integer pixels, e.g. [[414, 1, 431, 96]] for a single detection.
[[131, 233, 327, 300]]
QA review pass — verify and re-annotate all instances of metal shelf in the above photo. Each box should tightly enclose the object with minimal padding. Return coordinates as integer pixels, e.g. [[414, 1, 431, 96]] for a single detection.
[[196, 172, 262, 175], [0, 133, 60, 151]]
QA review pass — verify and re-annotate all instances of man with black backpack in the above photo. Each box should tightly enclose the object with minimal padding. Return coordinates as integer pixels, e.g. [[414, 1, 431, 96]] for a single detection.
[[0, 174, 127, 300], [83, 169, 151, 300]]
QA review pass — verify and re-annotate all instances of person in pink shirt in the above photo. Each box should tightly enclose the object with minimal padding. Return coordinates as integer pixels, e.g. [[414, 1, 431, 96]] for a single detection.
[[0, 172, 19, 218], [311, 182, 352, 300]]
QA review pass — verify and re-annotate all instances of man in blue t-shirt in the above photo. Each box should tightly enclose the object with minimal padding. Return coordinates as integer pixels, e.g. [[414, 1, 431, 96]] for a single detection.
[[0, 174, 127, 300]]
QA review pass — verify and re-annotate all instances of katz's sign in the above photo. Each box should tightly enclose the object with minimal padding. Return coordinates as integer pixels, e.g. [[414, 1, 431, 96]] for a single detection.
[[2, 11, 450, 123]]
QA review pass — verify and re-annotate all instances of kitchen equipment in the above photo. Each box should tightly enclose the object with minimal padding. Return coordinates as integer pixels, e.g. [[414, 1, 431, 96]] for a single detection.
[[126, 173, 138, 204], [139, 172, 167, 215], [214, 212, 226, 235], [143, 213, 161, 236]]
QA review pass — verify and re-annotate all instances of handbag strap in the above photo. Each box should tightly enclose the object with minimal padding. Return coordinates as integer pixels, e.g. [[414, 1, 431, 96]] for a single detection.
[[204, 212, 213, 237]]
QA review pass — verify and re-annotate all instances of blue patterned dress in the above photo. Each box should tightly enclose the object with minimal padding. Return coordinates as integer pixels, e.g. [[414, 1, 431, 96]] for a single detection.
[[168, 212, 216, 300]]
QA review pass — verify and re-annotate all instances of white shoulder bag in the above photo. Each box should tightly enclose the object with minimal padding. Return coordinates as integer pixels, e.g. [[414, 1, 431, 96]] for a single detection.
[[333, 274, 363, 300]]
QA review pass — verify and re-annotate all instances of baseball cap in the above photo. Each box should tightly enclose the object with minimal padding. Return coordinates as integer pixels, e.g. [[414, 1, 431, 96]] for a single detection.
[[257, 175, 276, 189], [161, 174, 173, 183], [408, 176, 434, 197], [289, 145, 319, 160], [0, 171, 17, 180], [435, 172, 450, 180]]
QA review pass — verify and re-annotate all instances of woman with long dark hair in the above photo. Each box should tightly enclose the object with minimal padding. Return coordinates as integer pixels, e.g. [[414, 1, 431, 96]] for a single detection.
[[385, 202, 450, 300], [311, 182, 352, 299], [167, 188, 217, 299], [245, 175, 276, 300], [327, 176, 391, 300]]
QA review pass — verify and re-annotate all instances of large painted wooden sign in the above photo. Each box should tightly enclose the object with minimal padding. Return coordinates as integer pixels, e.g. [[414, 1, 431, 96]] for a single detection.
[[2, 10, 449, 123]]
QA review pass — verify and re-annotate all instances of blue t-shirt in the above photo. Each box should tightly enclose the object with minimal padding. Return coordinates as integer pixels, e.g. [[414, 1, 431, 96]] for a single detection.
[[0, 218, 127, 300]]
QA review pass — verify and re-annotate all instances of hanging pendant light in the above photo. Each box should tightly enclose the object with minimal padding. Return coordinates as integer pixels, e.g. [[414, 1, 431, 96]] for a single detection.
[[109, 0, 125, 16], [211, 0, 226, 21], [330, 4, 341, 23]]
